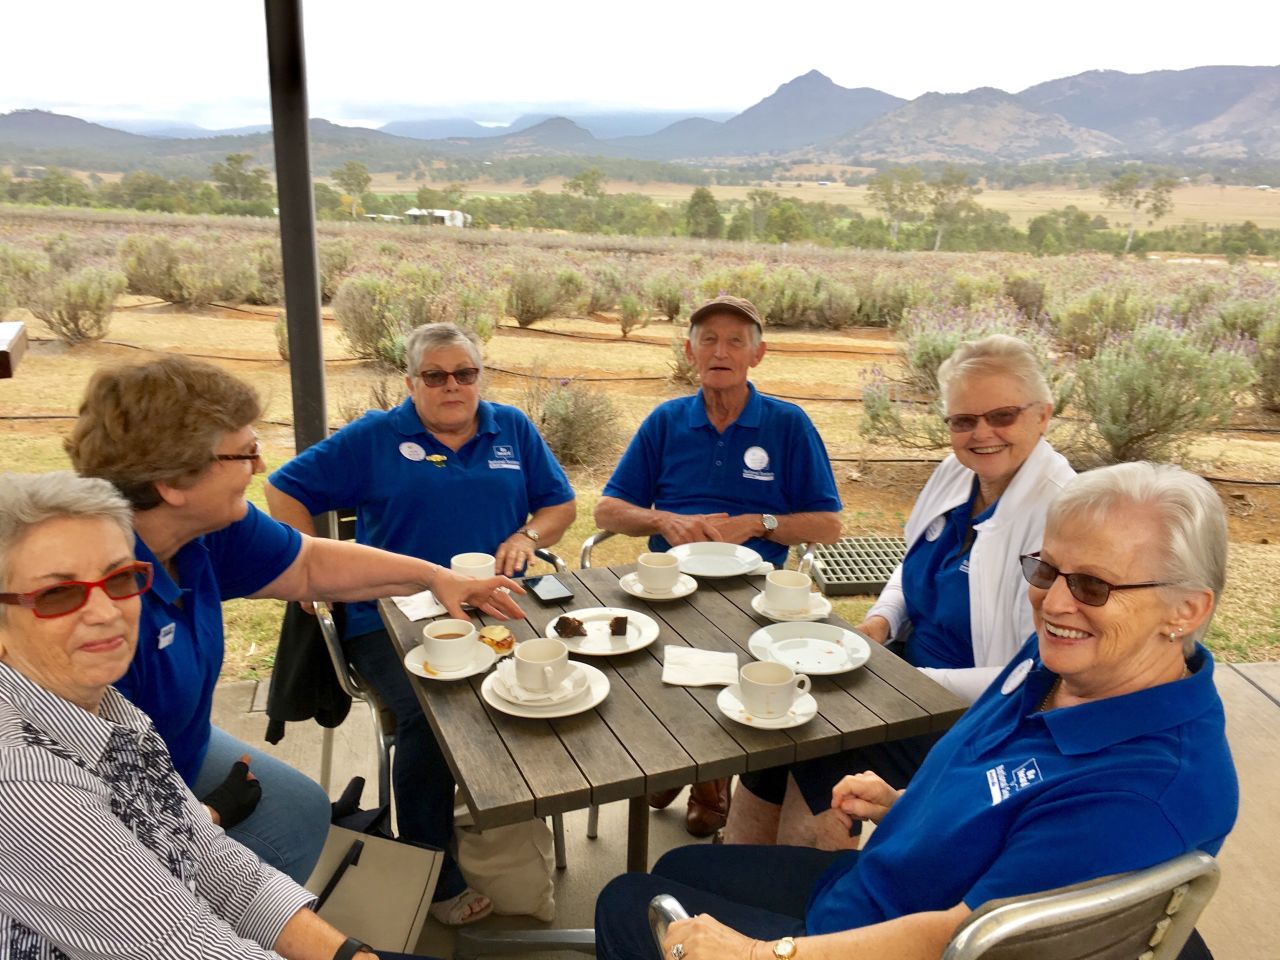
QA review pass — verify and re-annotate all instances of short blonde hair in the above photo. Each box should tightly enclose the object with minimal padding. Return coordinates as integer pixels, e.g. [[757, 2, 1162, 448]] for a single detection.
[[937, 334, 1052, 408], [66, 355, 261, 510]]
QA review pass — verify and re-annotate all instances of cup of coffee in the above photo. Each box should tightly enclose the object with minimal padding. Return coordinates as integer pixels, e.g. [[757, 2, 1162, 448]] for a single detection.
[[515, 637, 573, 693], [451, 552, 496, 580], [637, 552, 681, 594], [738, 660, 811, 719], [764, 570, 813, 614], [421, 618, 477, 670]]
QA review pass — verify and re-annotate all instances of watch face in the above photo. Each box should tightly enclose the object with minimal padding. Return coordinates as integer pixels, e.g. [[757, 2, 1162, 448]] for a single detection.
[[773, 938, 796, 959], [762, 514, 778, 532]]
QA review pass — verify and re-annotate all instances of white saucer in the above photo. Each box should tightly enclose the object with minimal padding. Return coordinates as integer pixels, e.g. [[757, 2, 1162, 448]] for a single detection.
[[481, 662, 610, 718], [546, 607, 660, 655], [491, 661, 590, 706], [404, 641, 496, 681], [747, 622, 871, 676], [750, 591, 834, 623], [716, 684, 817, 730], [619, 571, 698, 601], [667, 542, 764, 578]]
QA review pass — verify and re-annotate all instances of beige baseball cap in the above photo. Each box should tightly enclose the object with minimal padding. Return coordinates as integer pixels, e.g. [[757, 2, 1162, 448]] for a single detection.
[[688, 294, 763, 331]]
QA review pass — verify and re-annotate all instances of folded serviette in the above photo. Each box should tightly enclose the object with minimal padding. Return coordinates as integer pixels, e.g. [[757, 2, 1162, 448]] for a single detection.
[[662, 646, 739, 687], [494, 658, 586, 704], [391, 590, 447, 621]]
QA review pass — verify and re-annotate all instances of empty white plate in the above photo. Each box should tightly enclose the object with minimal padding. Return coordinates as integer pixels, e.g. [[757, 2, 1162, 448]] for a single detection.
[[667, 542, 764, 578], [481, 662, 610, 718], [546, 607, 660, 655], [716, 683, 817, 730], [404, 641, 496, 681], [747, 622, 872, 676], [618, 571, 698, 601], [750, 591, 834, 623]]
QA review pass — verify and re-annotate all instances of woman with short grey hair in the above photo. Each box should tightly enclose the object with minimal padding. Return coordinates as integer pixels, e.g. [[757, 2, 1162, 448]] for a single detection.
[[404, 322, 484, 379]]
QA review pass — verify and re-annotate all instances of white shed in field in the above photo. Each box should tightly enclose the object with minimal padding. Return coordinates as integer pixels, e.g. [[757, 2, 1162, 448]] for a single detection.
[[404, 207, 470, 227]]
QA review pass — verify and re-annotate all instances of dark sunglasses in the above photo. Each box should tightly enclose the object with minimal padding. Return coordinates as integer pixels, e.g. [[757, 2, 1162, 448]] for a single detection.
[[418, 368, 480, 388], [0, 561, 154, 619], [1019, 553, 1172, 607], [942, 402, 1039, 433], [214, 441, 262, 463]]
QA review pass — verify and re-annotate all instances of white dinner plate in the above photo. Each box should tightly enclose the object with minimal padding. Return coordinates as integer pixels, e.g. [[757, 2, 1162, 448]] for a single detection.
[[618, 571, 698, 602], [480, 662, 610, 718], [545, 607, 660, 655], [404, 641, 496, 681], [747, 622, 872, 676], [750, 591, 834, 623], [667, 542, 764, 578], [716, 683, 817, 730]]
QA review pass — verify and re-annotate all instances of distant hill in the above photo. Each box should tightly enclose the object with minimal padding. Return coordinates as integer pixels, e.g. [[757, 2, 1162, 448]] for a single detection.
[[431, 117, 600, 157], [828, 87, 1120, 163], [0, 109, 151, 151], [381, 118, 499, 139]]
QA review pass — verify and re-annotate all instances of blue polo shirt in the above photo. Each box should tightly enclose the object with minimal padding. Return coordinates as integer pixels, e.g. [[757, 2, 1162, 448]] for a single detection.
[[601, 383, 841, 566], [269, 398, 574, 639], [117, 504, 302, 785], [900, 480, 993, 669], [804, 635, 1237, 934]]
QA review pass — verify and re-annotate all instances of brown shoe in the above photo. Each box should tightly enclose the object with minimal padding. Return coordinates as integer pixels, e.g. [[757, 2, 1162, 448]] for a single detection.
[[685, 778, 731, 838], [647, 787, 681, 810]]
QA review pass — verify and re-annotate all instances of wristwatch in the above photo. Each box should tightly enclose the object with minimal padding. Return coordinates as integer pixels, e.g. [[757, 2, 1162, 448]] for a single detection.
[[521, 527, 541, 542], [761, 513, 779, 535], [333, 937, 373, 960], [772, 937, 797, 959]]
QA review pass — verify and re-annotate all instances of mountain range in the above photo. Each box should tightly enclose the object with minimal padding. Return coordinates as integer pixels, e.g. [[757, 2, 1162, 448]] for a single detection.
[[2, 64, 1278, 175]]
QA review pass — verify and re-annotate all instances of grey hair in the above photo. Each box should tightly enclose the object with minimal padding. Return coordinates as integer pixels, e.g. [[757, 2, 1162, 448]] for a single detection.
[[404, 323, 484, 376], [0, 472, 134, 623], [937, 334, 1052, 408], [1044, 461, 1226, 654], [687, 315, 763, 349]]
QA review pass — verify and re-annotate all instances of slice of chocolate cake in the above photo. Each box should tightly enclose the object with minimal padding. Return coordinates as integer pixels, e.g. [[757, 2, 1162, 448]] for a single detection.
[[553, 615, 587, 638], [609, 615, 629, 637]]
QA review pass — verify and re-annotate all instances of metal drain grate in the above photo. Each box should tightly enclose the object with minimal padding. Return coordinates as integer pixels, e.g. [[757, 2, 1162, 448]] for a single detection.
[[812, 536, 906, 596]]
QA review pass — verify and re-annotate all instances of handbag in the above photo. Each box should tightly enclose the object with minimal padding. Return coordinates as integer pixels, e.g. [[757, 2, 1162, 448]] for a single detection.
[[453, 805, 556, 922]]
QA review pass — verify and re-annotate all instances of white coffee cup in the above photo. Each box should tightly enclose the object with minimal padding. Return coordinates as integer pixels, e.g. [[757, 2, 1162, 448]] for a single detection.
[[451, 552, 496, 579], [738, 660, 811, 719], [764, 569, 813, 614], [515, 637, 573, 693], [421, 618, 478, 670], [637, 552, 681, 594]]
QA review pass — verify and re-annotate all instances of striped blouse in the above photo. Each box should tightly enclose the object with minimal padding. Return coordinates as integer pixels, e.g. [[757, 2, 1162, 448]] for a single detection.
[[0, 663, 315, 959]]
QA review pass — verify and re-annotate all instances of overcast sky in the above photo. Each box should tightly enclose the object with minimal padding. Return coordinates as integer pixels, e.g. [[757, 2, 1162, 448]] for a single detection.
[[4, 0, 1277, 129]]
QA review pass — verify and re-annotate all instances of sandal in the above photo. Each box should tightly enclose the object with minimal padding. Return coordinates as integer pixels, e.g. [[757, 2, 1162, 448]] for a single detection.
[[429, 887, 493, 926]]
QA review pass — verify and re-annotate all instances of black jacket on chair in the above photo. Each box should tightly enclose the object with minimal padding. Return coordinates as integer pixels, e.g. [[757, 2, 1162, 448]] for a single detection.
[[265, 601, 352, 744]]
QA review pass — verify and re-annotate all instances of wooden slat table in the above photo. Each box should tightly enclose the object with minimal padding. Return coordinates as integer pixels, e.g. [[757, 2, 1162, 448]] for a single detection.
[[379, 564, 967, 873]]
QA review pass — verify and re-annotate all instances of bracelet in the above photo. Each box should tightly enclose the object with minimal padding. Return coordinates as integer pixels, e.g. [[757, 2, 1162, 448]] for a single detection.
[[333, 936, 372, 960]]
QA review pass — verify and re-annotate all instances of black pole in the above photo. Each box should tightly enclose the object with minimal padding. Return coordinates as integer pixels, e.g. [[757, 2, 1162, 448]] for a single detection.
[[264, 0, 331, 537]]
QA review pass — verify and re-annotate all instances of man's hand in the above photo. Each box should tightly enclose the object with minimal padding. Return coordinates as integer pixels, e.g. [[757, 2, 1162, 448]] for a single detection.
[[706, 514, 767, 546], [654, 512, 729, 546], [432, 568, 527, 620], [831, 770, 903, 828], [494, 532, 539, 578], [202, 755, 262, 829]]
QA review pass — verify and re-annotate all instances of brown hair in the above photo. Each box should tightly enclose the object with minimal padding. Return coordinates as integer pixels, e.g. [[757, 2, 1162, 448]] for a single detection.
[[65, 355, 261, 510]]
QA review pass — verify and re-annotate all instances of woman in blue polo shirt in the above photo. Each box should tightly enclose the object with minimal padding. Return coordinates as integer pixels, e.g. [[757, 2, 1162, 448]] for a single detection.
[[66, 355, 525, 890], [266, 322, 576, 925], [595, 462, 1235, 960], [729, 335, 1074, 848]]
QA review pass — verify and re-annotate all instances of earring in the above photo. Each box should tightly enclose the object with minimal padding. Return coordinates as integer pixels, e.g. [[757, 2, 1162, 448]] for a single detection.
[[1167, 627, 1180, 643]]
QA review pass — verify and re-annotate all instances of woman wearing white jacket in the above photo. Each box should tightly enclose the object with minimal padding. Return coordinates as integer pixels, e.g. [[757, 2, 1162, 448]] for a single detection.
[[728, 334, 1075, 847]]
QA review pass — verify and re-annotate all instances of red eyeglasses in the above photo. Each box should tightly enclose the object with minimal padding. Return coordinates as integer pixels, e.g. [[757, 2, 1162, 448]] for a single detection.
[[0, 562, 154, 619]]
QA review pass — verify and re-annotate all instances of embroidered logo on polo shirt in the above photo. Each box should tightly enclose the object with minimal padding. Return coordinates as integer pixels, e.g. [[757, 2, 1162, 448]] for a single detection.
[[742, 446, 774, 482], [488, 444, 521, 470], [986, 758, 1043, 805], [158, 623, 176, 650]]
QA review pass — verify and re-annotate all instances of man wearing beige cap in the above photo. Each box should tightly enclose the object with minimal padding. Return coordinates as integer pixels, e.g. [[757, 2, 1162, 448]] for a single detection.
[[596, 294, 843, 835]]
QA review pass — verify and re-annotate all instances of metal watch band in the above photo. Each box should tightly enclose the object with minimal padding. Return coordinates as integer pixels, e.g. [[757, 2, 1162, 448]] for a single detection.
[[521, 527, 541, 541]]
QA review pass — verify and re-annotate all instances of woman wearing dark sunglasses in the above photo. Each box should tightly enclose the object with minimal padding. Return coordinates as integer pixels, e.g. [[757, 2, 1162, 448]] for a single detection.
[[729, 334, 1075, 848], [63, 354, 526, 892], [594, 462, 1233, 960], [0, 472, 441, 960]]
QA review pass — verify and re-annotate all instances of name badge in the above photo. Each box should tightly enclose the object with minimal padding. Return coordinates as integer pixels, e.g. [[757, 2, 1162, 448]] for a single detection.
[[399, 442, 426, 462], [158, 622, 176, 650], [1001, 658, 1034, 695]]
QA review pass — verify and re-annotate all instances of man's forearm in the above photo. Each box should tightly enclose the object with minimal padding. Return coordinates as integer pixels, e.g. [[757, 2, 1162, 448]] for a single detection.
[[594, 495, 663, 537], [770, 510, 842, 546]]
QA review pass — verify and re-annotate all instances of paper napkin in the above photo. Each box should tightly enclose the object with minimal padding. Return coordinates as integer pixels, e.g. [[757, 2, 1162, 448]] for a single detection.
[[661, 646, 739, 687], [391, 589, 447, 621]]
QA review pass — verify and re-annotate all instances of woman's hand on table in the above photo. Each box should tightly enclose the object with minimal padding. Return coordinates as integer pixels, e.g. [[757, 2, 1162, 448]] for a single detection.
[[663, 914, 761, 960], [495, 532, 539, 577], [831, 770, 903, 828], [854, 616, 891, 645], [432, 570, 527, 620]]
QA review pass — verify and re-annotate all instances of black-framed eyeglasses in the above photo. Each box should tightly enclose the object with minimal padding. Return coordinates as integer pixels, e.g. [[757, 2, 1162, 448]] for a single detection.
[[0, 561, 154, 619], [214, 441, 262, 463], [942, 402, 1039, 433], [1019, 553, 1173, 607], [418, 367, 481, 388]]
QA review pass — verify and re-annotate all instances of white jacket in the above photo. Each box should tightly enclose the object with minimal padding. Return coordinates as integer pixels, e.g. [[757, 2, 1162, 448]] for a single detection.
[[866, 439, 1075, 703]]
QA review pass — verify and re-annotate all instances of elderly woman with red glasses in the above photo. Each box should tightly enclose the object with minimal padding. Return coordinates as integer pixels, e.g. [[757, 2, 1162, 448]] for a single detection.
[[729, 334, 1075, 848], [0, 472, 441, 960]]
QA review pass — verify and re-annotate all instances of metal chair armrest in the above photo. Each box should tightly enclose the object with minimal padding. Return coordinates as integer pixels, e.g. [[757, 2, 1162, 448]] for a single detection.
[[580, 529, 617, 568], [534, 547, 568, 572], [314, 601, 366, 701], [648, 895, 691, 955], [794, 542, 816, 575]]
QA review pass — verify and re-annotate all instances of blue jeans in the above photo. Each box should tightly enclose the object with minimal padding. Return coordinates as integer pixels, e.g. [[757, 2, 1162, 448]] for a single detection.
[[345, 628, 466, 901], [193, 726, 331, 884], [595, 844, 843, 960]]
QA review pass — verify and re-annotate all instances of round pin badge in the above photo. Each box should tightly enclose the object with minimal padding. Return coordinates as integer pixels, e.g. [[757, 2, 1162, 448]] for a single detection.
[[743, 446, 770, 471], [1001, 658, 1034, 695], [399, 441, 426, 462]]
